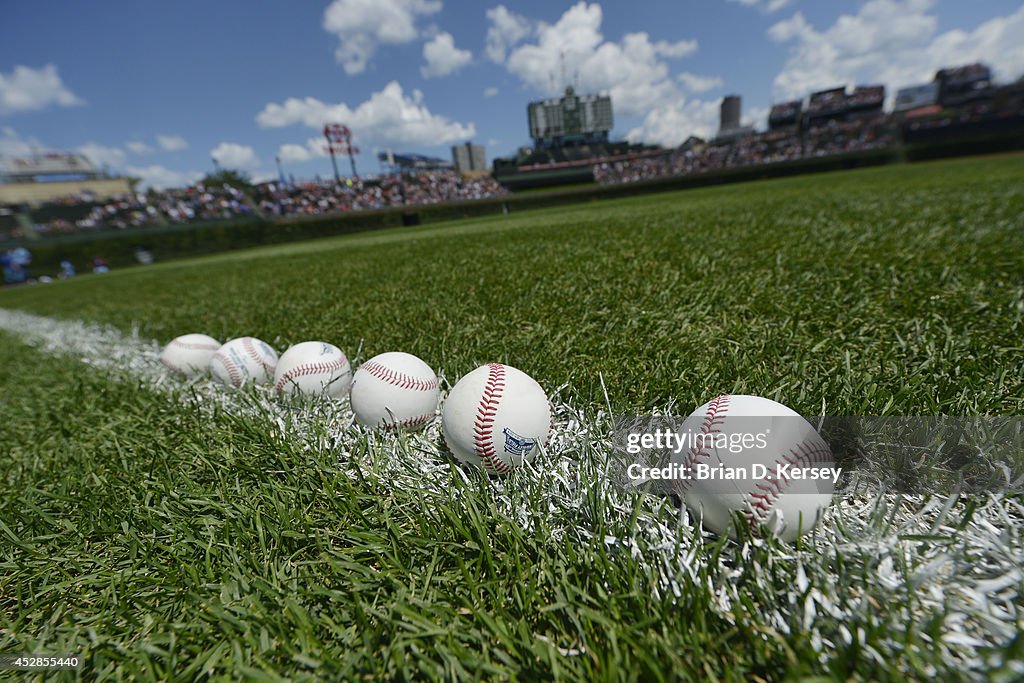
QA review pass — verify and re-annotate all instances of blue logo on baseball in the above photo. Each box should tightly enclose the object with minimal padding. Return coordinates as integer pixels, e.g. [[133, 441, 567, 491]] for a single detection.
[[502, 428, 537, 456]]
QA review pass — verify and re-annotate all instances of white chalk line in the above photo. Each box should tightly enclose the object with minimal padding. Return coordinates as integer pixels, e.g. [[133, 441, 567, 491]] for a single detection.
[[0, 307, 1021, 676]]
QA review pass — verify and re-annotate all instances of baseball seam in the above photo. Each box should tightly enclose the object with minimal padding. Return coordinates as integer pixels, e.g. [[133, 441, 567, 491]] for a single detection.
[[242, 338, 274, 374], [744, 438, 834, 525], [547, 398, 554, 444], [160, 357, 185, 374], [360, 359, 438, 391], [675, 394, 730, 495], [275, 357, 350, 393], [211, 350, 243, 386], [380, 414, 432, 431], [473, 363, 510, 474]]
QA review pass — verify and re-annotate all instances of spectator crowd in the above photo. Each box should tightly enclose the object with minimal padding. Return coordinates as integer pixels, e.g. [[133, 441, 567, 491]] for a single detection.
[[3, 82, 1020, 242], [2, 171, 508, 242], [253, 171, 507, 218], [594, 115, 894, 185], [593, 85, 1021, 187]]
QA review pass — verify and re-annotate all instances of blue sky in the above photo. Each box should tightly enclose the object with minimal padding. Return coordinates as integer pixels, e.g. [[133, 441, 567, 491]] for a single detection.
[[1, 0, 1022, 188]]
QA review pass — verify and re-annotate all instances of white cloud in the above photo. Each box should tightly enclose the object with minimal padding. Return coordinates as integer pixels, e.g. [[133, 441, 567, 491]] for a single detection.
[[743, 104, 771, 130], [126, 141, 153, 155], [421, 32, 472, 78], [678, 72, 724, 93], [502, 2, 698, 117], [278, 144, 313, 165], [485, 5, 533, 63], [323, 0, 442, 74], [767, 11, 811, 43], [0, 127, 43, 158], [483, 86, 499, 97], [125, 165, 203, 190], [730, 0, 794, 13], [0, 64, 84, 115], [256, 81, 475, 147], [157, 134, 188, 151], [77, 143, 127, 169], [277, 137, 331, 164], [211, 142, 259, 169], [626, 96, 722, 147], [250, 169, 280, 185], [769, 0, 1024, 100], [653, 39, 699, 59], [630, 96, 769, 144]]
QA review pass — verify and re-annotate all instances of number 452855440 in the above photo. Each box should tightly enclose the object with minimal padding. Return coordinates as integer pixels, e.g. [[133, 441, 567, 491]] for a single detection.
[[0, 655, 82, 670]]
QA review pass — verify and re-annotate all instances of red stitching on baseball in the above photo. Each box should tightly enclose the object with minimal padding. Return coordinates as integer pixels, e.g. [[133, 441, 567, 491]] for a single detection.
[[161, 357, 184, 373], [380, 414, 432, 430], [474, 363, 510, 473], [360, 359, 438, 391], [170, 339, 220, 351], [212, 350, 242, 386], [274, 357, 350, 392], [547, 398, 554, 443], [676, 394, 730, 495], [242, 338, 274, 374], [742, 438, 834, 525]]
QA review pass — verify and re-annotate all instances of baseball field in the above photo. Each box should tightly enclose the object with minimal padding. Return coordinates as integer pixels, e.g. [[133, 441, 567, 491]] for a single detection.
[[1, 154, 1022, 679]]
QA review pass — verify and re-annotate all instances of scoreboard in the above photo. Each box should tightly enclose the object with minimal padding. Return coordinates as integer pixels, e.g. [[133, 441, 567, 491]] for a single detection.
[[528, 87, 613, 147]]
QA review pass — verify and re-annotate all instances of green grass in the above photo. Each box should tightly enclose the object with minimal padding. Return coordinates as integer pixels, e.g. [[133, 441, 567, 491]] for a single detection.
[[2, 155, 1024, 680], [3, 155, 1023, 415], [1, 327, 1021, 681]]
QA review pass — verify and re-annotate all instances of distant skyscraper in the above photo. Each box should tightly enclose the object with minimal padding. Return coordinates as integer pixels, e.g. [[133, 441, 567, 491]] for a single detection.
[[720, 95, 742, 132], [452, 142, 487, 173]]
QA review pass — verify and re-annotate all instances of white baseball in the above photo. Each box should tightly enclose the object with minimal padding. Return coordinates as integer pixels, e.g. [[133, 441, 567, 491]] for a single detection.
[[442, 363, 551, 474], [210, 337, 278, 388], [273, 341, 352, 398], [160, 333, 221, 377], [671, 395, 835, 542], [349, 351, 439, 430]]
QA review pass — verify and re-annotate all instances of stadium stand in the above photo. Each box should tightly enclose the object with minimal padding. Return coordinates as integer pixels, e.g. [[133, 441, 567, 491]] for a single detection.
[[936, 63, 993, 107], [768, 100, 802, 131], [0, 152, 132, 206], [595, 63, 1020, 188], [0, 172, 506, 239], [4, 62, 1021, 240], [846, 85, 885, 118], [594, 115, 892, 186], [253, 171, 506, 218], [806, 87, 849, 122]]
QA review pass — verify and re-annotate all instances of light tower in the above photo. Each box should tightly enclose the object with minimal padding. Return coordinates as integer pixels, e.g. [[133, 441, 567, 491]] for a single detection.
[[323, 124, 360, 182]]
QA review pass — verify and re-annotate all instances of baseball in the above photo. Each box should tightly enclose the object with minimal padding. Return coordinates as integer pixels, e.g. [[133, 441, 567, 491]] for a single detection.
[[210, 337, 278, 388], [442, 363, 551, 474], [274, 341, 352, 399], [671, 395, 835, 542], [160, 333, 221, 377], [349, 351, 439, 430]]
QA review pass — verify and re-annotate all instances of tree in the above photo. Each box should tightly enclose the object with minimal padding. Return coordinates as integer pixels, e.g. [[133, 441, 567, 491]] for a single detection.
[[199, 168, 253, 191]]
